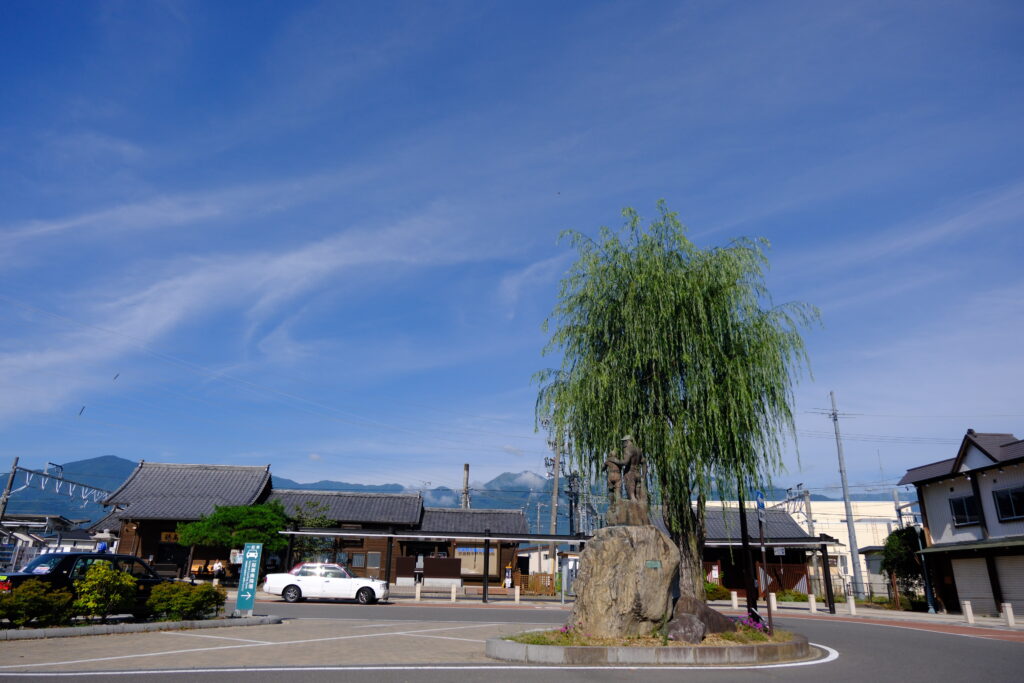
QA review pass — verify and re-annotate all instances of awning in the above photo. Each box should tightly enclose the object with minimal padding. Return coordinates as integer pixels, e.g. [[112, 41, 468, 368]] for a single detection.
[[919, 537, 1024, 555], [279, 528, 584, 543]]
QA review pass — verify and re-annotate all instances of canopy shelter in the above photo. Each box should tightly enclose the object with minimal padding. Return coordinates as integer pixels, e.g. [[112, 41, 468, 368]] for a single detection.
[[279, 527, 584, 602]]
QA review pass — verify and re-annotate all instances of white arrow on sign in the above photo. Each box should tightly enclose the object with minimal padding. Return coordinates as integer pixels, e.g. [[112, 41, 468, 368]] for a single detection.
[[240, 591, 253, 600]]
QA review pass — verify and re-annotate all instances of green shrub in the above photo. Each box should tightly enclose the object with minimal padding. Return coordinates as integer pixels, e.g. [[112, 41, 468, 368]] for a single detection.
[[147, 582, 226, 621], [775, 589, 808, 602], [0, 579, 75, 627], [73, 561, 136, 623], [704, 582, 730, 600]]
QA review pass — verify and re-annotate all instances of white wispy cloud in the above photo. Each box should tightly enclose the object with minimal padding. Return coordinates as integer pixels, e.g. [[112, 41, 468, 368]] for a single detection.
[[497, 253, 572, 319], [0, 203, 493, 424]]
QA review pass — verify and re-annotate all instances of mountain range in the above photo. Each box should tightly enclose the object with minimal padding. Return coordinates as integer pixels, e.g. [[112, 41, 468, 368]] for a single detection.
[[1, 455, 909, 530]]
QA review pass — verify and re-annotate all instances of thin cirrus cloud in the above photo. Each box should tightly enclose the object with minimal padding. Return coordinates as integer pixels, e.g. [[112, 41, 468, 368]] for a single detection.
[[0, 206, 497, 424]]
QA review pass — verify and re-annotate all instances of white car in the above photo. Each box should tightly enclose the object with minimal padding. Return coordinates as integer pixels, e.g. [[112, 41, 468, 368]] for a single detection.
[[263, 562, 389, 604]]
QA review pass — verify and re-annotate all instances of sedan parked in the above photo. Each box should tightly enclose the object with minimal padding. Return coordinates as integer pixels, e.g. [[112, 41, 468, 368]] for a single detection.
[[263, 562, 388, 604]]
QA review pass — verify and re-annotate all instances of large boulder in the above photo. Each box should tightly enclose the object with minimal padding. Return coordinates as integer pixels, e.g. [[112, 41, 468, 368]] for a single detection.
[[569, 525, 679, 638], [666, 595, 737, 643]]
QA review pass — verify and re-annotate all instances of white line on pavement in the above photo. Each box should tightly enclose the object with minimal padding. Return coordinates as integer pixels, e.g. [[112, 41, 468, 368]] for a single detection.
[[162, 632, 272, 644], [397, 633, 486, 643], [0, 643, 841, 676], [0, 622, 503, 670]]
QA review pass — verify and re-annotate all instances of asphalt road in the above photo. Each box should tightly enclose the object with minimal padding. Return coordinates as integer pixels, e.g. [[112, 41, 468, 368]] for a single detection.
[[1, 600, 1021, 683]]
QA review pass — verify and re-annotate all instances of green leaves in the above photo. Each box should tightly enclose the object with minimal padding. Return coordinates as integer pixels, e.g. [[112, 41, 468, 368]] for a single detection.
[[147, 582, 226, 621], [882, 526, 923, 594], [176, 501, 290, 552], [0, 579, 74, 627], [537, 201, 816, 547], [72, 561, 136, 623]]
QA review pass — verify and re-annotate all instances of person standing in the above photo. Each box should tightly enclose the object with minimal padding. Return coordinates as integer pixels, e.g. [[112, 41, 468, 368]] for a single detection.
[[212, 559, 225, 586]]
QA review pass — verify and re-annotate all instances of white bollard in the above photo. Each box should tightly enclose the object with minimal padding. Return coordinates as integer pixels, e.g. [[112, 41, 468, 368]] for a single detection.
[[848, 596, 857, 616], [962, 600, 974, 624], [1003, 603, 1016, 628], [730, 591, 739, 609], [451, 584, 457, 602], [768, 592, 777, 612], [809, 594, 817, 614], [415, 583, 422, 602], [514, 585, 521, 604]]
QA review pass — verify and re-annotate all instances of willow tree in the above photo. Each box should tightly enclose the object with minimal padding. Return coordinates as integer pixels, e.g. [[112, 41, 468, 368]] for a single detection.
[[536, 202, 816, 598]]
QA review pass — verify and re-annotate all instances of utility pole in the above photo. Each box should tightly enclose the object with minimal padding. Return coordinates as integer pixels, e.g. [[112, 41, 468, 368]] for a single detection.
[[829, 391, 865, 599], [802, 488, 822, 597], [892, 488, 904, 528], [461, 464, 471, 509], [546, 433, 561, 576], [0, 457, 20, 526]]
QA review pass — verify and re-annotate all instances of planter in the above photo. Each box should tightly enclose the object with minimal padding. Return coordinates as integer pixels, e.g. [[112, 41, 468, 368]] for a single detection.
[[486, 633, 811, 666]]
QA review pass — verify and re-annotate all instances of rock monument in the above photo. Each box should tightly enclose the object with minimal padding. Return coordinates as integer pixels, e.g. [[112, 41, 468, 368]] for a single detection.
[[571, 437, 737, 643]]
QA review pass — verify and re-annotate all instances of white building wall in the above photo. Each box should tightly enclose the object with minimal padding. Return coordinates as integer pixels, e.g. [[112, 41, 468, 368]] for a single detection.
[[959, 445, 994, 472], [792, 500, 901, 596], [921, 477, 985, 544], [978, 462, 1024, 539]]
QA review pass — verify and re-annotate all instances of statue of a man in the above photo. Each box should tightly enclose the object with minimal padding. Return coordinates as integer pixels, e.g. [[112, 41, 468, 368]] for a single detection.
[[620, 435, 647, 505], [603, 452, 626, 502]]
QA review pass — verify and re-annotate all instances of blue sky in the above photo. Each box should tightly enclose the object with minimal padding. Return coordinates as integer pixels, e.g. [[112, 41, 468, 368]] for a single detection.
[[1, 1, 1022, 499]]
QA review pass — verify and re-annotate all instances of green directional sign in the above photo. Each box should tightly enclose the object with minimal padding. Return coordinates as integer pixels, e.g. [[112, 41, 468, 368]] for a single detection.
[[234, 542, 263, 615]]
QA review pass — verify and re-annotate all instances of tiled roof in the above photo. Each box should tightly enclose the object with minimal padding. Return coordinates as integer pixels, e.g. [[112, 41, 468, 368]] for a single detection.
[[702, 507, 812, 542], [972, 432, 1017, 459], [103, 462, 271, 520], [897, 458, 957, 485], [420, 508, 530, 535], [270, 490, 422, 525], [899, 431, 1024, 485]]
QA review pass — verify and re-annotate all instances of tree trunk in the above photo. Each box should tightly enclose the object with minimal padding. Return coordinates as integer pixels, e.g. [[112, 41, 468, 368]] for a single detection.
[[668, 498, 706, 601]]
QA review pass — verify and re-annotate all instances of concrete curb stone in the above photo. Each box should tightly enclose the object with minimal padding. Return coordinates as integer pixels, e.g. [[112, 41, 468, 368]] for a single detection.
[[0, 615, 282, 641], [486, 633, 811, 666]]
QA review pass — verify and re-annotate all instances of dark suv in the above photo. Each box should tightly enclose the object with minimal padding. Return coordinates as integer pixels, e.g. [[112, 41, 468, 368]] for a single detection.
[[0, 552, 167, 615]]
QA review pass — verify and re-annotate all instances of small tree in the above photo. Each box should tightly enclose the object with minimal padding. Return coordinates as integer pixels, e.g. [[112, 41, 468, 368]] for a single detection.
[[882, 526, 923, 596], [291, 500, 335, 562], [177, 501, 289, 553], [73, 562, 136, 623]]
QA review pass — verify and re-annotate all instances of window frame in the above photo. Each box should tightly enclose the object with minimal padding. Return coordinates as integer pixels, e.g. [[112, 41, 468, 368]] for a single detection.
[[992, 486, 1024, 522], [949, 494, 980, 527]]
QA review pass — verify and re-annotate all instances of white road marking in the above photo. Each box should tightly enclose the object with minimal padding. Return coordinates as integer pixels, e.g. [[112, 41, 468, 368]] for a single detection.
[[161, 632, 272, 644], [0, 643, 841, 676], [398, 633, 486, 643], [0, 623, 501, 670]]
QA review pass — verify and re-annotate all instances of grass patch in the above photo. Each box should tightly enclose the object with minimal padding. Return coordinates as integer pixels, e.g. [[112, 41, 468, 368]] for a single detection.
[[507, 626, 793, 647]]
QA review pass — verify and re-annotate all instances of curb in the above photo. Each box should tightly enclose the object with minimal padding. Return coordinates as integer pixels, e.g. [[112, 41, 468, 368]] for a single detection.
[[0, 615, 283, 641], [485, 633, 810, 665]]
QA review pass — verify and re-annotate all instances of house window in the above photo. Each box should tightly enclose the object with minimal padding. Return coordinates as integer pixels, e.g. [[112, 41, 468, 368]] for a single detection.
[[993, 486, 1024, 522], [367, 552, 381, 569], [949, 495, 980, 526]]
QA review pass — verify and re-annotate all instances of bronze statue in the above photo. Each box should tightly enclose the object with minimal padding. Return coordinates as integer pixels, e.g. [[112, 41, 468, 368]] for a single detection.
[[603, 435, 650, 526], [621, 435, 647, 505], [602, 453, 626, 502]]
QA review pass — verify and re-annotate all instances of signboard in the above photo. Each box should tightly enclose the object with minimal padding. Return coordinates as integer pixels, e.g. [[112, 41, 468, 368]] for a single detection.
[[645, 560, 662, 569], [229, 548, 243, 564], [234, 543, 263, 616], [773, 546, 786, 556], [757, 508, 766, 523], [755, 491, 766, 509], [159, 532, 179, 543]]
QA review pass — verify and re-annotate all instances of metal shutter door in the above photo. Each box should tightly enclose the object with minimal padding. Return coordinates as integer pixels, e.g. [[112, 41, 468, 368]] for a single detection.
[[951, 558, 997, 616], [995, 556, 1024, 616]]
